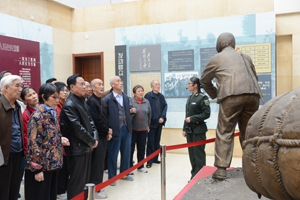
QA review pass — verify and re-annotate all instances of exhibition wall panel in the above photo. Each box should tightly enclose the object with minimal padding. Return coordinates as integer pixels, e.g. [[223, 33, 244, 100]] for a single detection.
[[115, 12, 276, 129]]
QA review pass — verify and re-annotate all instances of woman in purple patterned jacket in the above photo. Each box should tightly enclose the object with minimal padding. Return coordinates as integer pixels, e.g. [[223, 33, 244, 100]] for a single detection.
[[25, 83, 70, 200]]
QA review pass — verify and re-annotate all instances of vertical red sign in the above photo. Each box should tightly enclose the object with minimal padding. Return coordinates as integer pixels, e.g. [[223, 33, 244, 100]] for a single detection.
[[0, 35, 41, 91]]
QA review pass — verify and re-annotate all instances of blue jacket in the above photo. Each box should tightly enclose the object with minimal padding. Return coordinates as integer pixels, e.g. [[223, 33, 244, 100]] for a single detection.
[[102, 92, 132, 138], [144, 91, 168, 128]]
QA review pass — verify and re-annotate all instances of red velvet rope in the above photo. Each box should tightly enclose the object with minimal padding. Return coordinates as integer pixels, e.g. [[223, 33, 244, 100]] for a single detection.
[[71, 132, 240, 200]]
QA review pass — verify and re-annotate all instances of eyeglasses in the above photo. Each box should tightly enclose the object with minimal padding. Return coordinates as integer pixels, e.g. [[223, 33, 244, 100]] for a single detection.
[[60, 90, 69, 93], [50, 95, 59, 99]]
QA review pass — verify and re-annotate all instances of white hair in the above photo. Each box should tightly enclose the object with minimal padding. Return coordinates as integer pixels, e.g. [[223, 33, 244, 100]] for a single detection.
[[90, 79, 95, 87], [91, 78, 102, 87], [150, 80, 159, 86], [109, 76, 119, 87], [0, 75, 21, 91]]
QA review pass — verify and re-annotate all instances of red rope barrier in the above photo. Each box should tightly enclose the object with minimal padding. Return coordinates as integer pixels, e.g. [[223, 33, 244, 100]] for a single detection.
[[71, 191, 85, 200], [94, 148, 161, 193], [71, 132, 240, 200], [166, 132, 240, 151]]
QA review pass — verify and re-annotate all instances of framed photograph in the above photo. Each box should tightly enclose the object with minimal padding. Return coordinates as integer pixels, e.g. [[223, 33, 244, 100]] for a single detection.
[[164, 71, 198, 98]]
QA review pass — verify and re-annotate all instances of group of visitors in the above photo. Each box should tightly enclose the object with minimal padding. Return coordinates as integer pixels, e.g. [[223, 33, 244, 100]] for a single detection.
[[0, 71, 170, 200]]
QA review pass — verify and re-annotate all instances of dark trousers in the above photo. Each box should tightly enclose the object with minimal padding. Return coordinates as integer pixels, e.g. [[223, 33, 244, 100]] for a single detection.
[[187, 133, 206, 179], [215, 94, 259, 168], [0, 155, 22, 200], [25, 169, 58, 200], [57, 155, 69, 195], [130, 130, 147, 169], [104, 146, 108, 170], [107, 124, 131, 179], [67, 153, 92, 200], [147, 124, 162, 164], [89, 138, 107, 185]]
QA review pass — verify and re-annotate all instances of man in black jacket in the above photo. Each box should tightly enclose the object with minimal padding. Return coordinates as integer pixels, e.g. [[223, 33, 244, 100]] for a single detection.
[[144, 80, 168, 168], [102, 76, 134, 185], [60, 74, 98, 200], [87, 78, 112, 199]]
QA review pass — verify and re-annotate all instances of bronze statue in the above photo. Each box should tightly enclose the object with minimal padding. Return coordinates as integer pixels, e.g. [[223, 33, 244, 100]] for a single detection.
[[200, 32, 262, 180], [243, 87, 300, 200]]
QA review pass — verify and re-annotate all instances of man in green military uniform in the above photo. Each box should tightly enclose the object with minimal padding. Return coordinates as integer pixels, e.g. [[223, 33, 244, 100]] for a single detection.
[[182, 77, 211, 180]]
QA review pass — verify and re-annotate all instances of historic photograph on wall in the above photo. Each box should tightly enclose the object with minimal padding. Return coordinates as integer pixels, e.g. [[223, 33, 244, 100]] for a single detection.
[[164, 71, 198, 98]]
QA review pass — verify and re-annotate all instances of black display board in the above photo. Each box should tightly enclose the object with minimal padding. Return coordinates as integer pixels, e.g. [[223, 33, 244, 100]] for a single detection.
[[258, 74, 272, 105], [129, 45, 161, 72], [168, 50, 194, 71], [200, 47, 218, 74], [115, 45, 127, 94]]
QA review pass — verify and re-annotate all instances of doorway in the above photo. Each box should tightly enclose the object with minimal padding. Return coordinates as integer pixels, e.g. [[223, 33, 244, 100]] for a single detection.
[[72, 52, 104, 83]]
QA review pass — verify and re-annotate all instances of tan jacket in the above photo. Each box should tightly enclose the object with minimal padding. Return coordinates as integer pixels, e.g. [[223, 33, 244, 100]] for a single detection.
[[0, 95, 24, 165], [200, 46, 259, 103]]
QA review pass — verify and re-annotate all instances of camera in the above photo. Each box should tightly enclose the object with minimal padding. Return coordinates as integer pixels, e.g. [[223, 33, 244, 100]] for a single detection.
[[185, 126, 193, 134]]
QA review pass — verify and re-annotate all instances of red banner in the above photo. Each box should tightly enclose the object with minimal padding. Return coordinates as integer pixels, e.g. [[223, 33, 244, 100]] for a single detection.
[[0, 35, 41, 91]]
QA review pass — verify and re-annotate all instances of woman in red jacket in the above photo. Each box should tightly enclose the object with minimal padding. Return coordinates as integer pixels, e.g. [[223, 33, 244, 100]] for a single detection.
[[19, 87, 39, 199], [21, 87, 39, 157]]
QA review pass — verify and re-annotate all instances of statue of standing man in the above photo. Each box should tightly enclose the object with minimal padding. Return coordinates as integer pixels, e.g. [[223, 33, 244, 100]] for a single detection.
[[200, 32, 263, 180]]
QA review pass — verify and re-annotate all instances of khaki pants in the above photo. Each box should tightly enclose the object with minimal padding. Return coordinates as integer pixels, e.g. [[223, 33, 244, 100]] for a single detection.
[[214, 94, 259, 168]]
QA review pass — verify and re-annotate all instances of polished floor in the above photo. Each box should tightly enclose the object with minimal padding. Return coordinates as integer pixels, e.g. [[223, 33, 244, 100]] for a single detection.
[[19, 153, 242, 200]]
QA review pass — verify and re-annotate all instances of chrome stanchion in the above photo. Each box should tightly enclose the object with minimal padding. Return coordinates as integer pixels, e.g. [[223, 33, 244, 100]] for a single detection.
[[85, 183, 95, 200], [161, 144, 166, 200]]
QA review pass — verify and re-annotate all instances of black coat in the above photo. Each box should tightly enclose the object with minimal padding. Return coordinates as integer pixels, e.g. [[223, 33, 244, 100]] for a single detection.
[[87, 93, 109, 139], [60, 93, 97, 156], [144, 91, 168, 128]]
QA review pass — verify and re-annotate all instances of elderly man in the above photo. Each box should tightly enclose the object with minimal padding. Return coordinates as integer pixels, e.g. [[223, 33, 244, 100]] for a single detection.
[[0, 71, 12, 96], [144, 80, 168, 168], [0, 75, 23, 200], [60, 74, 98, 199], [84, 80, 92, 100], [102, 76, 133, 185], [87, 78, 112, 199], [200, 32, 261, 180]]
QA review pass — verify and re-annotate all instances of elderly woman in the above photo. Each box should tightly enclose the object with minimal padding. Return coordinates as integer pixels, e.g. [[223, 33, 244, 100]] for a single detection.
[[25, 84, 70, 200], [54, 82, 69, 199], [19, 87, 39, 198], [130, 85, 151, 174], [0, 75, 23, 200], [21, 87, 39, 157]]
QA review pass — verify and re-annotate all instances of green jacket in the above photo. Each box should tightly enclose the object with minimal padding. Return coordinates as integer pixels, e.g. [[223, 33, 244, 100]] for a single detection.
[[183, 92, 211, 134]]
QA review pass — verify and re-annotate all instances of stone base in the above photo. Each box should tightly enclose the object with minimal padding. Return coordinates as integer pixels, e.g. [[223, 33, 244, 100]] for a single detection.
[[181, 168, 270, 200]]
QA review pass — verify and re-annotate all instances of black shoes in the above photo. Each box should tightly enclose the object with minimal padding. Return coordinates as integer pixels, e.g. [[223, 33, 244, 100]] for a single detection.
[[146, 160, 160, 168], [146, 163, 152, 168]]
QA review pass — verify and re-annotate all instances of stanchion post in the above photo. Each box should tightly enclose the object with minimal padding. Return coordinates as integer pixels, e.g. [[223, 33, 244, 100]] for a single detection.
[[85, 183, 95, 200], [161, 144, 166, 200]]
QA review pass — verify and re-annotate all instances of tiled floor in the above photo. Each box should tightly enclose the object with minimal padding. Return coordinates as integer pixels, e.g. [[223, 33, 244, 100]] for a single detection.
[[19, 153, 242, 200]]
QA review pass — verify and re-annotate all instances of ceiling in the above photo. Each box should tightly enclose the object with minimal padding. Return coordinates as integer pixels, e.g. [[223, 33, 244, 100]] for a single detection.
[[53, 0, 138, 8]]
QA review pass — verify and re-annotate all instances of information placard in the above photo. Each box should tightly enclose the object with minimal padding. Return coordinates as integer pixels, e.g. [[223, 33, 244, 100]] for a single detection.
[[168, 50, 194, 71], [236, 43, 271, 73], [200, 48, 218, 74], [129, 45, 161, 72], [0, 35, 40, 91], [115, 45, 127, 94], [258, 74, 272, 104]]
